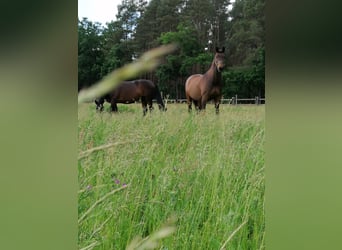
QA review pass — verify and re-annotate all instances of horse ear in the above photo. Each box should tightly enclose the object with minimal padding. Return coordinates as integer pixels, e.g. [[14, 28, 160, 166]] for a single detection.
[[216, 47, 225, 53]]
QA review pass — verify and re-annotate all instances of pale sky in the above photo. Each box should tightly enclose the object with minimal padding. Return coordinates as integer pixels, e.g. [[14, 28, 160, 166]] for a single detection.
[[78, 0, 235, 26], [78, 0, 122, 25]]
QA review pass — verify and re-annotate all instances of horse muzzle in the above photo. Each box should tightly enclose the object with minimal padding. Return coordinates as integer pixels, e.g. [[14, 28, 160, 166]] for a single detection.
[[96, 104, 104, 112], [217, 66, 224, 72]]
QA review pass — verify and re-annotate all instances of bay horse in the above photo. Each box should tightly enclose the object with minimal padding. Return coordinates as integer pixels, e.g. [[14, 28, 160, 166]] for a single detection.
[[185, 47, 225, 114], [95, 79, 166, 116]]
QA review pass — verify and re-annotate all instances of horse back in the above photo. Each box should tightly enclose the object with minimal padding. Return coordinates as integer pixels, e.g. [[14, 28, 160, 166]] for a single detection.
[[110, 82, 139, 102], [135, 79, 156, 97]]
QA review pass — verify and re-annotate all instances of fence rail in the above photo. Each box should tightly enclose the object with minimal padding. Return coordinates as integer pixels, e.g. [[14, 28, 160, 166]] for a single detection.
[[85, 95, 265, 105], [165, 95, 265, 105]]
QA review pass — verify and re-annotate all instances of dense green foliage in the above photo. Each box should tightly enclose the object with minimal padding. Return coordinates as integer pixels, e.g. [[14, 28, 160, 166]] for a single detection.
[[78, 103, 265, 249], [78, 0, 265, 98]]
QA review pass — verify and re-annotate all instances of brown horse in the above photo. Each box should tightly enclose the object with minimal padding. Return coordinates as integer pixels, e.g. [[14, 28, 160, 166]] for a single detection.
[[95, 79, 166, 115], [185, 47, 225, 114]]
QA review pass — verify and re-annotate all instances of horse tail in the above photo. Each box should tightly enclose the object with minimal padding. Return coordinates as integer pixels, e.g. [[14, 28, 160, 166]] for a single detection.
[[153, 84, 166, 111]]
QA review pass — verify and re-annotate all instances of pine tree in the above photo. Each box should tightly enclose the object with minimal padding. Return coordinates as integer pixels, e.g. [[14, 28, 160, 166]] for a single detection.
[[78, 18, 105, 90]]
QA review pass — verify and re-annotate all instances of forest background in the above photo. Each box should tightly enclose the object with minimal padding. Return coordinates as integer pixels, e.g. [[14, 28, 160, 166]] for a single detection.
[[78, 0, 265, 100]]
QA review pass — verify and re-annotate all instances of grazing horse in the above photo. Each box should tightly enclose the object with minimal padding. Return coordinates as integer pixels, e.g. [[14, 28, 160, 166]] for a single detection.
[[95, 79, 166, 116], [185, 47, 225, 114]]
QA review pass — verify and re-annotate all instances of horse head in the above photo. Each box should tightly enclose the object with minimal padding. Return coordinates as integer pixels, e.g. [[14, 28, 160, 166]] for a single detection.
[[214, 47, 225, 72], [95, 97, 104, 112]]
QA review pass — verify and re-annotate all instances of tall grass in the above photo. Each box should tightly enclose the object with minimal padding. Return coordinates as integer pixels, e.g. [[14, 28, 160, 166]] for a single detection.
[[78, 103, 265, 249]]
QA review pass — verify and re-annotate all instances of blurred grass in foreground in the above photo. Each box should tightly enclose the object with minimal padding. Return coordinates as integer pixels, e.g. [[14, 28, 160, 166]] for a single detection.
[[78, 103, 265, 249]]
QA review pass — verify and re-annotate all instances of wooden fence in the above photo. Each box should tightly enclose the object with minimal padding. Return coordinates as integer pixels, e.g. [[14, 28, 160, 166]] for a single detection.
[[86, 95, 265, 105], [165, 95, 265, 105]]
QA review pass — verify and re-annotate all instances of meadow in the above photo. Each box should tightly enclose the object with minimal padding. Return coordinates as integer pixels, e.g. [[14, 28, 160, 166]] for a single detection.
[[78, 102, 265, 250]]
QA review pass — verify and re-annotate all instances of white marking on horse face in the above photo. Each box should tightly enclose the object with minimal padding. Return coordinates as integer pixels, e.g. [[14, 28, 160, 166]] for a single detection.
[[215, 59, 225, 72], [215, 50, 225, 72]]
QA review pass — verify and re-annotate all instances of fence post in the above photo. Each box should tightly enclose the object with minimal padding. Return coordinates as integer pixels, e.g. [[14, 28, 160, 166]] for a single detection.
[[235, 94, 238, 105]]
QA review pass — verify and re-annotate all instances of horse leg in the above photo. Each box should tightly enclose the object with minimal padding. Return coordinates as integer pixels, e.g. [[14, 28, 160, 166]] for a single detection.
[[148, 99, 154, 113], [141, 97, 148, 116], [201, 101, 207, 111], [200, 95, 208, 112], [111, 102, 118, 112], [186, 95, 192, 113], [214, 97, 221, 114], [193, 100, 200, 113]]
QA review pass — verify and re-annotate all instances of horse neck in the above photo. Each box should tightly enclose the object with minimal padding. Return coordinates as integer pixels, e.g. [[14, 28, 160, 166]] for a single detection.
[[205, 61, 222, 86]]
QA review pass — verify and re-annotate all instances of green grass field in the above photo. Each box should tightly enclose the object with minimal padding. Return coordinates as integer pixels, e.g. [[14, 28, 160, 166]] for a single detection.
[[78, 103, 265, 250]]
